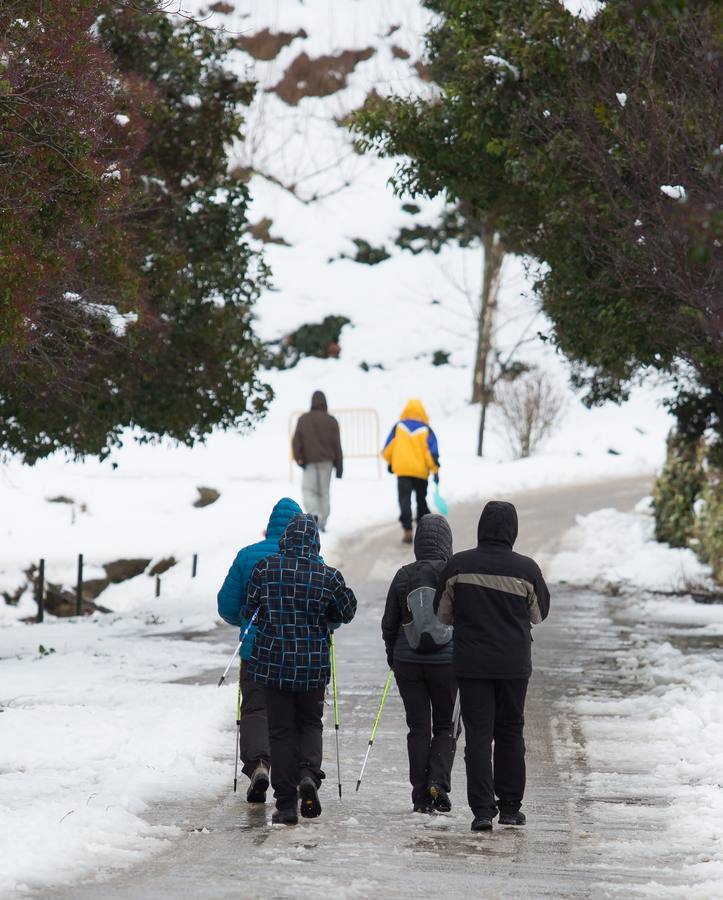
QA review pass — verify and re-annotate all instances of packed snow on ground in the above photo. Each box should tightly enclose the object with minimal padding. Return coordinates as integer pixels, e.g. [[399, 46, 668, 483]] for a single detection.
[[0, 607, 231, 896], [550, 500, 723, 896], [0, 1, 678, 894]]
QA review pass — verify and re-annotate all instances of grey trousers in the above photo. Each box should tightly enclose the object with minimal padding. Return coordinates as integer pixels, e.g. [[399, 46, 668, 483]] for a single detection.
[[302, 461, 333, 529]]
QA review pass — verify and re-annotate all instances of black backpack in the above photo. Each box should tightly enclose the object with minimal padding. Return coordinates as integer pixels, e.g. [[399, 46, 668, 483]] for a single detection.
[[401, 561, 453, 653]]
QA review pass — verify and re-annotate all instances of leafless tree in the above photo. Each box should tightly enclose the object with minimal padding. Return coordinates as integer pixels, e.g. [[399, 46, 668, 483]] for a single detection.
[[495, 369, 566, 459]]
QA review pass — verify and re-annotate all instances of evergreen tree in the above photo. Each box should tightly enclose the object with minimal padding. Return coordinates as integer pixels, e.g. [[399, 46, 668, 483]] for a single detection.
[[354, 0, 722, 448], [0, 1, 270, 462]]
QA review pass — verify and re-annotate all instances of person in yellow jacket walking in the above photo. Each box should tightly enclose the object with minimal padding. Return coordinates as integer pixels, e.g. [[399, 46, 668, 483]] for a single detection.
[[382, 399, 440, 544]]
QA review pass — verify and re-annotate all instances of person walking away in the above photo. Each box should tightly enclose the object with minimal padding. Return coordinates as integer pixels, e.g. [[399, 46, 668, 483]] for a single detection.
[[217, 497, 303, 804], [436, 501, 550, 832], [292, 391, 343, 532], [242, 514, 357, 825], [381, 514, 457, 814], [382, 398, 440, 544]]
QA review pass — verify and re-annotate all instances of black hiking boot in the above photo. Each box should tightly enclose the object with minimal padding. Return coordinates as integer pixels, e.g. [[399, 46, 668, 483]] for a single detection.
[[271, 806, 298, 826], [429, 785, 451, 813], [413, 802, 434, 814], [471, 815, 493, 832], [402, 528, 413, 544], [498, 810, 526, 826], [299, 776, 322, 819], [246, 764, 270, 803]]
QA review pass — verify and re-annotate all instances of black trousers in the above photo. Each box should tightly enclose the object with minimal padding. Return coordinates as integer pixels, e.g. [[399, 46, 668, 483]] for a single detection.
[[397, 476, 430, 531], [239, 665, 270, 778], [264, 685, 325, 810], [458, 677, 528, 818], [393, 660, 457, 805]]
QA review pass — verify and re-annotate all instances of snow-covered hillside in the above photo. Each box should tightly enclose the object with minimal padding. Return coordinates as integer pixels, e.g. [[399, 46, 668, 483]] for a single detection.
[[0, 0, 673, 622]]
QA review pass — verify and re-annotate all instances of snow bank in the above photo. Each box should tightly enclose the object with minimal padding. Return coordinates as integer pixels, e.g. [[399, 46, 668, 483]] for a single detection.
[[550, 498, 723, 895], [577, 641, 723, 896], [0, 612, 231, 896], [547, 498, 714, 593]]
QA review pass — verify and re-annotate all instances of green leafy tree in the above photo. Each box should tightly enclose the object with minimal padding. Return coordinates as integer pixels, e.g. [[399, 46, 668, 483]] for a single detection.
[[354, 0, 722, 449], [0, 1, 270, 462]]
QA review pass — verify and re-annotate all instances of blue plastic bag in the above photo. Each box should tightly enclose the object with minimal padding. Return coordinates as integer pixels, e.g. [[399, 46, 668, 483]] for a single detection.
[[432, 482, 449, 516]]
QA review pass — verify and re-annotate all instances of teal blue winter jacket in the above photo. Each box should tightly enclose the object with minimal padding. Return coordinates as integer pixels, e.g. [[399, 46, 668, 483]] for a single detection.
[[217, 497, 302, 658]]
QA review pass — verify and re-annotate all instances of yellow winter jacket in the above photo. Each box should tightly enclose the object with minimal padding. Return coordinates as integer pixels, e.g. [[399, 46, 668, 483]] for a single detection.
[[382, 399, 440, 480]]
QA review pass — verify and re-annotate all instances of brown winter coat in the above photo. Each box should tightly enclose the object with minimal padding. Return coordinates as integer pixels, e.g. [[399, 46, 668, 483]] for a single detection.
[[292, 391, 343, 477]]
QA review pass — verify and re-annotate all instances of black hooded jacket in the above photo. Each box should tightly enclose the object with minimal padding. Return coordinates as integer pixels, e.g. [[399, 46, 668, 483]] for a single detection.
[[435, 501, 550, 679], [382, 514, 454, 667], [292, 390, 343, 476]]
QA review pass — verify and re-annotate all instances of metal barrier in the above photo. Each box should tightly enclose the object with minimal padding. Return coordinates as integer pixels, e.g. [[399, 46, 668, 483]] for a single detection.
[[288, 407, 382, 480]]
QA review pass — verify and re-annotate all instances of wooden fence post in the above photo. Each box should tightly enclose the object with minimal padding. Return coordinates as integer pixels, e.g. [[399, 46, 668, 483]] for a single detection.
[[36, 559, 45, 623], [76, 553, 84, 616]]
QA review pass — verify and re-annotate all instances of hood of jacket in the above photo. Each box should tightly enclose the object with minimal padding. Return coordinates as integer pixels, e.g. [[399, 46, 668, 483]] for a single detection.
[[279, 513, 321, 559], [266, 497, 303, 542], [400, 398, 429, 424], [414, 514, 453, 562], [477, 501, 518, 548], [311, 390, 328, 411]]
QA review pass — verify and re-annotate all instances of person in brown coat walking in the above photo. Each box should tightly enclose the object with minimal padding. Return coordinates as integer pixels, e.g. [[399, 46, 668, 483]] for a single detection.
[[292, 391, 343, 531]]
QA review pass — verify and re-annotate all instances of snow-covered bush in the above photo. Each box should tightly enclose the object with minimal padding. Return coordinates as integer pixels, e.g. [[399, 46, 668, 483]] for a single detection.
[[693, 466, 723, 583], [653, 431, 723, 583], [265, 315, 351, 369], [652, 431, 705, 548]]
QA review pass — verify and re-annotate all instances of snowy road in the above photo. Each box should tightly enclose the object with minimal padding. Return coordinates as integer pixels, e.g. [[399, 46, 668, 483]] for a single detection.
[[46, 476, 702, 899]]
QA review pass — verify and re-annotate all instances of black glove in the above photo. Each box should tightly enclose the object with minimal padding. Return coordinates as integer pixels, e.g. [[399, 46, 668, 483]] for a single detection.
[[386, 650, 394, 670], [387, 464, 393, 474], [336, 467, 343, 480], [433, 473, 439, 485]]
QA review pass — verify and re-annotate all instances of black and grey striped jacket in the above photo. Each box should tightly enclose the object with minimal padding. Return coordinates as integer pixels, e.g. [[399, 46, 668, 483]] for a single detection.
[[435, 501, 550, 679]]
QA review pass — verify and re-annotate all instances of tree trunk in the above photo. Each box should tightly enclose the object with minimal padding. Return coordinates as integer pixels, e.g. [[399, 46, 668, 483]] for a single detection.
[[473, 229, 505, 456]]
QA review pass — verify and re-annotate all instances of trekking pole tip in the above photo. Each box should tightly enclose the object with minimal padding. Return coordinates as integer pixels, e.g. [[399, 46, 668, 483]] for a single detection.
[[355, 780, 361, 792], [217, 676, 225, 687]]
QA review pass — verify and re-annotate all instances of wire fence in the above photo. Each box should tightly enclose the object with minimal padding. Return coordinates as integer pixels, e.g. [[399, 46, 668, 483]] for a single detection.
[[31, 552, 200, 623]]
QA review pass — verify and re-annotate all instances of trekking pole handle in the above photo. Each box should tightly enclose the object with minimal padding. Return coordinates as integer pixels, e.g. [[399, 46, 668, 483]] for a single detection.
[[218, 608, 259, 687]]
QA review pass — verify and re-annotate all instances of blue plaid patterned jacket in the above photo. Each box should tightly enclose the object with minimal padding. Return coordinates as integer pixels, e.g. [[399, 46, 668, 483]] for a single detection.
[[242, 514, 357, 691]]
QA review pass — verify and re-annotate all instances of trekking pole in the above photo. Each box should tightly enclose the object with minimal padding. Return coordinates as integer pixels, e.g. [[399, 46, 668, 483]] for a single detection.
[[233, 658, 242, 792], [330, 633, 342, 799], [218, 608, 260, 687], [356, 670, 394, 792]]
